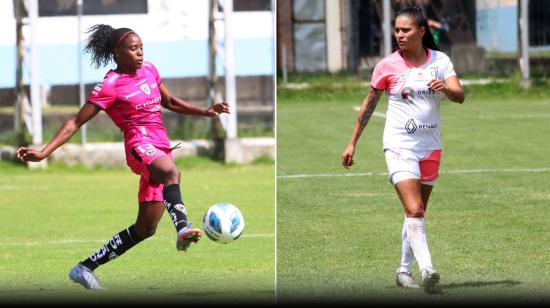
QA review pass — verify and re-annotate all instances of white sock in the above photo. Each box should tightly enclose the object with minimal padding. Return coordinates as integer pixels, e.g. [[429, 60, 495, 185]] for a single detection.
[[397, 219, 415, 274], [404, 217, 433, 273]]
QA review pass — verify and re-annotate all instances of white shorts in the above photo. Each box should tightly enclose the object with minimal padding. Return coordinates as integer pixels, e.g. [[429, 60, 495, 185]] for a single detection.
[[384, 148, 442, 186]]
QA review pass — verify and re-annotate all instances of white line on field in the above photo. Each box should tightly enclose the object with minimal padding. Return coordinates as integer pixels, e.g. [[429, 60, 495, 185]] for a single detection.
[[0, 234, 274, 247], [352, 107, 550, 120], [278, 167, 550, 179]]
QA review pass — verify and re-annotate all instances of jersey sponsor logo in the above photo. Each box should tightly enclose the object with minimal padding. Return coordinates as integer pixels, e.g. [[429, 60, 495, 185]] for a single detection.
[[416, 89, 438, 95], [415, 71, 428, 81], [401, 87, 415, 101], [405, 119, 418, 134], [135, 95, 161, 110], [151, 82, 158, 89], [418, 123, 438, 129], [140, 84, 151, 95], [430, 67, 441, 79], [124, 90, 141, 100], [93, 82, 103, 92], [135, 78, 147, 86], [405, 118, 438, 134]]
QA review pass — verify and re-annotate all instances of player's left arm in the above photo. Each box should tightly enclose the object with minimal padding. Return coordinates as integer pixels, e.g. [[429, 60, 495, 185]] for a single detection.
[[158, 83, 229, 117], [427, 75, 464, 104]]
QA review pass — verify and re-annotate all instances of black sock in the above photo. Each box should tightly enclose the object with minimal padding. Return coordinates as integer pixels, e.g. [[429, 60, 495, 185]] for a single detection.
[[80, 225, 142, 271], [163, 183, 188, 232]]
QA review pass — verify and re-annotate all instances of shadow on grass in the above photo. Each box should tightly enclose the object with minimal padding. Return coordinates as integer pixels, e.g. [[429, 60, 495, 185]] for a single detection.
[[172, 289, 274, 297], [422, 279, 522, 295], [440, 279, 521, 290]]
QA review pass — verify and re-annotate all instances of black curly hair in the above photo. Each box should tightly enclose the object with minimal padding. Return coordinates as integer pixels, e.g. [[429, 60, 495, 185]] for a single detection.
[[396, 7, 440, 51], [84, 24, 135, 68]]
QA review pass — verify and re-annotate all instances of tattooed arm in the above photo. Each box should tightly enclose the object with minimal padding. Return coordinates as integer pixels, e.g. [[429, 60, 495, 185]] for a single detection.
[[342, 87, 383, 169]]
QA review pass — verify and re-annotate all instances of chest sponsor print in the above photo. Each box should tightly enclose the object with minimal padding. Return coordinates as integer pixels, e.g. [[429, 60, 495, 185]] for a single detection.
[[140, 84, 151, 95]]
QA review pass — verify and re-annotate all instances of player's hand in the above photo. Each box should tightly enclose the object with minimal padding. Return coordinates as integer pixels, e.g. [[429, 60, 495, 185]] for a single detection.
[[205, 102, 230, 117], [427, 79, 446, 92], [16, 147, 47, 162], [342, 144, 355, 169]]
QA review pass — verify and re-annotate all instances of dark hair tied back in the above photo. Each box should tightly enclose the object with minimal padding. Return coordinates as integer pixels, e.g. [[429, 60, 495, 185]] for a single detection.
[[84, 24, 134, 68], [396, 7, 440, 51]]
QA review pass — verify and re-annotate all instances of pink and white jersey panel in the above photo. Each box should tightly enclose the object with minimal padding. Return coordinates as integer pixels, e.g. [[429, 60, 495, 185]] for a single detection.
[[371, 49, 456, 150], [87, 61, 170, 151]]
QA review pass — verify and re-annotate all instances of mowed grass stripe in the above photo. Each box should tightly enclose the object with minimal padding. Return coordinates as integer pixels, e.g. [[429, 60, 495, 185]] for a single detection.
[[277, 167, 550, 179]]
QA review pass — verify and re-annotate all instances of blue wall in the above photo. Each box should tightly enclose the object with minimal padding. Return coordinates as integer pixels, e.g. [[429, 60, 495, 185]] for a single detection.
[[0, 37, 273, 88], [476, 6, 518, 53]]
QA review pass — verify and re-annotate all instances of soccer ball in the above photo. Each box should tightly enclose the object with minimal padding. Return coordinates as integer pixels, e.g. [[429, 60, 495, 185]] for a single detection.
[[202, 203, 244, 244]]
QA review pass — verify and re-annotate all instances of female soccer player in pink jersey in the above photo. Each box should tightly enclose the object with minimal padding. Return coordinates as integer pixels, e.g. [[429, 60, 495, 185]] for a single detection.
[[16, 24, 229, 290], [341, 7, 464, 294]]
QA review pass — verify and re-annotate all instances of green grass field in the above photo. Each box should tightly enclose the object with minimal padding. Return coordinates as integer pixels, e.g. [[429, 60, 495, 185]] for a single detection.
[[277, 76, 550, 304], [0, 157, 274, 304]]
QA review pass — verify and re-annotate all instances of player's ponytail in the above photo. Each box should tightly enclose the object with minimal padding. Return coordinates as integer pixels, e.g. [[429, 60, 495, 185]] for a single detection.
[[396, 7, 440, 51], [85, 24, 135, 68]]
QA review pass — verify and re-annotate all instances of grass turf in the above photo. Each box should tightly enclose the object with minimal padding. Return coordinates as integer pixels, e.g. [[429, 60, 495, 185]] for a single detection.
[[0, 157, 275, 304], [276, 77, 550, 304]]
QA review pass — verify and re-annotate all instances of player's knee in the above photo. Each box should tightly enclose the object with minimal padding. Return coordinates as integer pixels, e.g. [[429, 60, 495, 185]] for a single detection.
[[158, 167, 180, 185], [135, 225, 157, 239], [405, 204, 425, 218], [164, 168, 180, 185]]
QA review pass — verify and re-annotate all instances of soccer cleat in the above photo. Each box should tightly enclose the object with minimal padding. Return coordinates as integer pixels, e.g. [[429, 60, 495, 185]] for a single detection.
[[176, 223, 202, 251], [396, 271, 421, 289], [69, 263, 104, 290], [421, 268, 440, 294]]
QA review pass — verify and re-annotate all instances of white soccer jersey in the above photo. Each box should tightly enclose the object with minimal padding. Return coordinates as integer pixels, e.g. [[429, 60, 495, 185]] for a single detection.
[[370, 49, 456, 150]]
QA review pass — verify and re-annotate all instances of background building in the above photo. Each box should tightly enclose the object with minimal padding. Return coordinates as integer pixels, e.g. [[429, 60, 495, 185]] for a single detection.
[[0, 0, 275, 146], [277, 0, 550, 76]]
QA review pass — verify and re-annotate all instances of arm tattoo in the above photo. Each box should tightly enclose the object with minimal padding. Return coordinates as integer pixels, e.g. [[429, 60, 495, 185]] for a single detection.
[[358, 89, 381, 128]]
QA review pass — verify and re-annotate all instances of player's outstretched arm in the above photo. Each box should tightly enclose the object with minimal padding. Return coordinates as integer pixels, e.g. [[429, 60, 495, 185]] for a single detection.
[[342, 87, 382, 169], [16, 103, 101, 162], [158, 84, 229, 117]]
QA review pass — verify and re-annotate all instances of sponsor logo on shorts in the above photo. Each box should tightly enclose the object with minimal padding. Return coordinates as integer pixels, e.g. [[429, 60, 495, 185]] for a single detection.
[[145, 148, 157, 156]]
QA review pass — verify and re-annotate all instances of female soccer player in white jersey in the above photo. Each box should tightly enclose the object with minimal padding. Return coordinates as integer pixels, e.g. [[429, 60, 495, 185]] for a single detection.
[[341, 7, 464, 294]]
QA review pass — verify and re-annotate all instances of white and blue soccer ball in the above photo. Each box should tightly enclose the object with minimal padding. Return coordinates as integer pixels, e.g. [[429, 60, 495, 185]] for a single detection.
[[202, 203, 244, 244]]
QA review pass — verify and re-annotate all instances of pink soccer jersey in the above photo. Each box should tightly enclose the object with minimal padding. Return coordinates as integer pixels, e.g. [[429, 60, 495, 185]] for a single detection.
[[87, 61, 170, 151], [371, 49, 456, 150]]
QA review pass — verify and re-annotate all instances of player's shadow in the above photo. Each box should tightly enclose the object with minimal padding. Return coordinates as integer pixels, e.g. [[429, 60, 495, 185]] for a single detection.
[[428, 279, 522, 295], [440, 279, 521, 290]]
